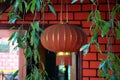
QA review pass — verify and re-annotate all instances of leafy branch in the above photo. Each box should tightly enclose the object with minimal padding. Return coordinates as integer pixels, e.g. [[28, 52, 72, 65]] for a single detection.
[[0, 0, 56, 80]]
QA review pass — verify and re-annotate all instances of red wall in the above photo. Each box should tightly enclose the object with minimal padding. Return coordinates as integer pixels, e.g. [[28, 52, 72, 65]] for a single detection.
[[0, 0, 120, 80]]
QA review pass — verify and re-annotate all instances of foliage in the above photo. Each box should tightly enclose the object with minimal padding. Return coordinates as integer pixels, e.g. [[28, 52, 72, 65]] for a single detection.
[[72, 0, 120, 80], [99, 52, 120, 80], [1, 0, 120, 80], [0, 0, 56, 80]]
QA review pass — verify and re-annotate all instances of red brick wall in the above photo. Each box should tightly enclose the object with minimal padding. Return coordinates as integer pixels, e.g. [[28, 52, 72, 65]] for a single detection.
[[0, 0, 119, 80]]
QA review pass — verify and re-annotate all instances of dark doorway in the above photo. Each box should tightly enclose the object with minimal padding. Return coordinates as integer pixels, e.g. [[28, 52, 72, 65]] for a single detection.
[[45, 51, 58, 80], [45, 51, 71, 80]]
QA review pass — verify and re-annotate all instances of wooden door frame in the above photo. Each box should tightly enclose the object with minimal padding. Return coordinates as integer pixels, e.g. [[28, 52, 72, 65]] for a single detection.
[[76, 51, 82, 80]]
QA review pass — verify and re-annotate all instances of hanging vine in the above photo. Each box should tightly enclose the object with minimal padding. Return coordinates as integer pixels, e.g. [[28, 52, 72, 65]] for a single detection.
[[0, 0, 56, 80], [72, 0, 120, 79], [0, 0, 120, 80]]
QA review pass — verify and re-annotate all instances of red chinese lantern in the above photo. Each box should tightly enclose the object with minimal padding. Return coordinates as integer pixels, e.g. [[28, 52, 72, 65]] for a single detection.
[[41, 24, 86, 65]]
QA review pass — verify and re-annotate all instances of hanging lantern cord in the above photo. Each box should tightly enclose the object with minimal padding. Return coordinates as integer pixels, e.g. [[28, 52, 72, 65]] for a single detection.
[[60, 0, 69, 24], [66, 0, 68, 23], [60, 0, 63, 24]]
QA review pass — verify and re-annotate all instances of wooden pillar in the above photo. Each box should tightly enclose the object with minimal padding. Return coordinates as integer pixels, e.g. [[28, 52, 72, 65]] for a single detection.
[[76, 51, 82, 80]]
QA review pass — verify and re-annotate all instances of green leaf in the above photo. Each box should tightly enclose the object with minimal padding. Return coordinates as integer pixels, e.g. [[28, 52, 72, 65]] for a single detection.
[[23, 1, 29, 12], [90, 0, 94, 3], [18, 3, 23, 12], [36, 0, 41, 11], [117, 5, 120, 15], [12, 70, 19, 79], [101, 21, 109, 37], [8, 32, 16, 41], [80, 44, 90, 55], [111, 7, 116, 19], [111, 73, 117, 80], [115, 27, 120, 39], [99, 61, 106, 69], [30, 0, 36, 13], [34, 67, 41, 80], [18, 42, 26, 49], [48, 4, 56, 15], [83, 48, 89, 55], [12, 32, 18, 45], [95, 10, 101, 21], [31, 22, 39, 30], [95, 42, 102, 54], [8, 14, 20, 24], [90, 33, 98, 43], [87, 11, 94, 22], [103, 61, 108, 73], [0, 11, 2, 17], [33, 49, 40, 64], [25, 47, 32, 58], [71, 0, 78, 4], [118, 20, 120, 27], [14, 0, 19, 9], [9, 26, 16, 30], [9, 17, 17, 24], [80, 44, 90, 51]]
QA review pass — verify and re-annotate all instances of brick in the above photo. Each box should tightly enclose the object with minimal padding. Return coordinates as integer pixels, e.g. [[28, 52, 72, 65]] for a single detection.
[[98, 37, 114, 44], [82, 4, 96, 11], [68, 21, 81, 25], [87, 36, 91, 43], [74, 12, 89, 20], [98, 37, 107, 44], [53, 5, 65, 12], [83, 29, 90, 36], [101, 12, 106, 20], [82, 0, 91, 3], [83, 69, 96, 76], [40, 21, 48, 25], [90, 78, 103, 80], [90, 61, 100, 68], [83, 53, 97, 60], [109, 0, 116, 3], [0, 21, 9, 24], [90, 45, 105, 52], [112, 45, 120, 52], [82, 21, 92, 28], [98, 0, 107, 3], [44, 6, 49, 12], [44, 13, 57, 20], [16, 21, 31, 25], [25, 13, 40, 20], [97, 69, 101, 76], [51, 0, 58, 3], [83, 61, 89, 68], [99, 4, 115, 11], [58, 0, 73, 4], [68, 5, 81, 11], [116, 13, 120, 20], [98, 53, 106, 60], [0, 13, 8, 20], [58, 13, 73, 21], [49, 21, 60, 24], [115, 39, 120, 44], [83, 77, 89, 80]]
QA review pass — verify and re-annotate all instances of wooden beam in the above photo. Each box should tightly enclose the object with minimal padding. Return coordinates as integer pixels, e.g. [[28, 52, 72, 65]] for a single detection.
[[76, 51, 82, 80], [0, 24, 29, 29]]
